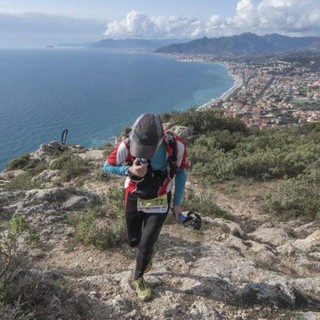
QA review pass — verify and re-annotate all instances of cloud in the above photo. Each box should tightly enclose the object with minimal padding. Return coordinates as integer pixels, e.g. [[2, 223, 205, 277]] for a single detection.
[[105, 11, 155, 38], [105, 1, 320, 39], [1, 0, 319, 46], [257, 0, 320, 34], [105, 11, 203, 39], [207, 0, 320, 37]]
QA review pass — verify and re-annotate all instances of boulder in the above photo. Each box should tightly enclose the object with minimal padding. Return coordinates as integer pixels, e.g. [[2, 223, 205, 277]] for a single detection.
[[248, 227, 290, 247], [31, 169, 61, 183], [291, 230, 320, 253], [24, 187, 100, 209], [168, 125, 194, 139]]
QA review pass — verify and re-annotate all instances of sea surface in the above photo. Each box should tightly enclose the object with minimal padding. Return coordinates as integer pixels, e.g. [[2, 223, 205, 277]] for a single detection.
[[0, 48, 234, 170]]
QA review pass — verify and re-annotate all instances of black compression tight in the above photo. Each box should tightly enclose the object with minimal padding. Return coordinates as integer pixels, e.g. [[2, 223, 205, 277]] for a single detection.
[[125, 191, 170, 280]]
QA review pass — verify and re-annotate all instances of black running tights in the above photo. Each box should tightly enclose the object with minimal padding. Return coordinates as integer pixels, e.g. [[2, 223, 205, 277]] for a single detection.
[[125, 191, 170, 280]]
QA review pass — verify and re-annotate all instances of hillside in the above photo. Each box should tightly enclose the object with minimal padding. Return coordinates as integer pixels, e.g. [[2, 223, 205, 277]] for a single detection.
[[155, 33, 320, 54], [90, 38, 186, 51], [0, 111, 320, 319]]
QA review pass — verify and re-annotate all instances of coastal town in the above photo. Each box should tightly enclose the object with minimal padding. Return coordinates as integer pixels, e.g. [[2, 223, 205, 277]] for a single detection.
[[175, 53, 320, 129]]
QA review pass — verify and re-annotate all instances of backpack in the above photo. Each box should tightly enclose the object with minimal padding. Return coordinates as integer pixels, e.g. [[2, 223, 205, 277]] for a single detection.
[[124, 131, 177, 179], [164, 131, 177, 178]]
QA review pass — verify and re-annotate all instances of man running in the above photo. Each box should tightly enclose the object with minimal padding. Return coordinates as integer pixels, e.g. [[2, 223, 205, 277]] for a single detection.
[[103, 113, 188, 301]]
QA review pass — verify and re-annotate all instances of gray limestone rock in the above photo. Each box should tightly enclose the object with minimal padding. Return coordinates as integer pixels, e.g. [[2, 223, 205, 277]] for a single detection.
[[31, 169, 61, 183], [292, 230, 320, 253], [62, 195, 95, 211], [248, 227, 290, 247]]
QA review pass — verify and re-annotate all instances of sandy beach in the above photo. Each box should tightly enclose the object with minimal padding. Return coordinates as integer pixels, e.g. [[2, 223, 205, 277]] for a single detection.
[[198, 70, 244, 110]]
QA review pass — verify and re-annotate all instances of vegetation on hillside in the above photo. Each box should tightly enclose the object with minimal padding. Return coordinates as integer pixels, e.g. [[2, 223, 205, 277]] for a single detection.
[[163, 108, 320, 220]]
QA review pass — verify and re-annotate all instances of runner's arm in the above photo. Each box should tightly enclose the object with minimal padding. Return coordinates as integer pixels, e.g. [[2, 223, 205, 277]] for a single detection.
[[173, 168, 187, 206], [103, 141, 131, 176], [103, 161, 130, 176]]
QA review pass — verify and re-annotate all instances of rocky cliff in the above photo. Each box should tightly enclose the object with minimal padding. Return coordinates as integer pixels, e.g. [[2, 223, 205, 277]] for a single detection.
[[0, 140, 319, 320]]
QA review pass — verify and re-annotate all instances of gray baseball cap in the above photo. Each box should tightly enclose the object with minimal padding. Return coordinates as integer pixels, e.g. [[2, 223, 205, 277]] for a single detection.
[[129, 113, 164, 159]]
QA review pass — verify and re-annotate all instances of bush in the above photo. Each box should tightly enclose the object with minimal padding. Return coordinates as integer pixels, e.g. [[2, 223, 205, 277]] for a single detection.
[[0, 301, 34, 320], [2, 172, 40, 191], [263, 167, 320, 220], [0, 216, 93, 319], [170, 108, 249, 135], [0, 256, 93, 319], [74, 189, 126, 250], [182, 187, 231, 220], [188, 124, 320, 182], [102, 143, 116, 158], [6, 155, 31, 171], [0, 216, 39, 279], [50, 153, 88, 182], [6, 155, 45, 172], [3, 158, 47, 191]]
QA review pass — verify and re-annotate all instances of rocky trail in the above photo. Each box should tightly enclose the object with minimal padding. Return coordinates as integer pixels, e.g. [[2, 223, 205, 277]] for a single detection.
[[0, 143, 319, 319]]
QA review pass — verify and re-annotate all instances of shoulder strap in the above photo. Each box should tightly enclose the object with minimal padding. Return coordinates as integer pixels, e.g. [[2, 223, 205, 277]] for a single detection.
[[126, 133, 177, 178], [124, 136, 130, 148], [165, 131, 177, 178], [123, 137, 134, 165]]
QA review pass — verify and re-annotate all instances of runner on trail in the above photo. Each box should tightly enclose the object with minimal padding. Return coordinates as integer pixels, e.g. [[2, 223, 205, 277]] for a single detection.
[[103, 113, 188, 301]]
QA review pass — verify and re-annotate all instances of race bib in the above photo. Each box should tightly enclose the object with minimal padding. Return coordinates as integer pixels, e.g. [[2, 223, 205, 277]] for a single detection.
[[137, 194, 168, 213]]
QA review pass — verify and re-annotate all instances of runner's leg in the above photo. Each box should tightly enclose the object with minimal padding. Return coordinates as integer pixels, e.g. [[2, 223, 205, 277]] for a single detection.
[[133, 194, 171, 280], [125, 190, 143, 248]]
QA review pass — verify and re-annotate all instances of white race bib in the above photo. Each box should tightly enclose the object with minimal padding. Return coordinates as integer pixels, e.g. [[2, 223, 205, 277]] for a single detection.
[[137, 194, 168, 213]]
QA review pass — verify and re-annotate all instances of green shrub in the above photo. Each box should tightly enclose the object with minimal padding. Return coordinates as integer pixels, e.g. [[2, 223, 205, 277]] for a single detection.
[[6, 155, 31, 171], [102, 143, 116, 158], [6, 155, 45, 172], [0, 301, 34, 320], [0, 255, 92, 319], [74, 189, 126, 250], [50, 153, 88, 182], [93, 169, 110, 182], [0, 216, 39, 278], [183, 187, 231, 220], [188, 123, 320, 182], [2, 172, 41, 191], [161, 112, 172, 123], [263, 168, 320, 220], [0, 215, 93, 319], [170, 108, 249, 135], [3, 157, 47, 191]]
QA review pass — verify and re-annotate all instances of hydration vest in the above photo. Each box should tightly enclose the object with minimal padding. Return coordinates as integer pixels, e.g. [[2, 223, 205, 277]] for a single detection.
[[124, 131, 177, 179]]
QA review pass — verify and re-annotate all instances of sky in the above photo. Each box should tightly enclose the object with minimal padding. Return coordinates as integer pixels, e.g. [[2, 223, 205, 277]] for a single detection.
[[0, 0, 319, 47]]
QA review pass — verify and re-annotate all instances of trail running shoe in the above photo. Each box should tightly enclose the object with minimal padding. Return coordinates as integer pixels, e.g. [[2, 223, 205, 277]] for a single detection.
[[144, 244, 159, 273], [132, 277, 152, 301]]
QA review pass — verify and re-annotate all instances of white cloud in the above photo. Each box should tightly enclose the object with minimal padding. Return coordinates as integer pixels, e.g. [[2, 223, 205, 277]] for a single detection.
[[257, 0, 320, 35], [106, 11, 156, 37], [105, 1, 320, 39], [1, 0, 319, 46], [205, 0, 320, 37], [105, 11, 203, 39]]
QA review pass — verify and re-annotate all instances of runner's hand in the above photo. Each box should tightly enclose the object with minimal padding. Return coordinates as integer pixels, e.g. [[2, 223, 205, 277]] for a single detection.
[[173, 205, 181, 221], [129, 158, 148, 177]]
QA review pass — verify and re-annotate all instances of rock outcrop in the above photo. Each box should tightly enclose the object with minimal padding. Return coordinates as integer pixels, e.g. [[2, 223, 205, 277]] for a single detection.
[[0, 142, 319, 319]]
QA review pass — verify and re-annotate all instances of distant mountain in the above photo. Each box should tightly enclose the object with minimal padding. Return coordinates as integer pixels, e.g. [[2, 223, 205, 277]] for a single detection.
[[90, 38, 187, 51], [155, 33, 320, 54]]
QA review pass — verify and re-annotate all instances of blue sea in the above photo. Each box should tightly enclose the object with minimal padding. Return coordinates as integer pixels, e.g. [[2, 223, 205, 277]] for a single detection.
[[0, 48, 234, 170]]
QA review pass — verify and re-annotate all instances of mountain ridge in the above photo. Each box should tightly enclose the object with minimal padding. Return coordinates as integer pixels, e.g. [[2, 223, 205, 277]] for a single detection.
[[90, 38, 188, 51], [155, 32, 320, 54]]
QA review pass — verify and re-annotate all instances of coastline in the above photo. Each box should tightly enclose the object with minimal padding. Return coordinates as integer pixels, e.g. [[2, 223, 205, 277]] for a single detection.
[[171, 54, 243, 111], [198, 69, 243, 110], [0, 52, 241, 170]]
